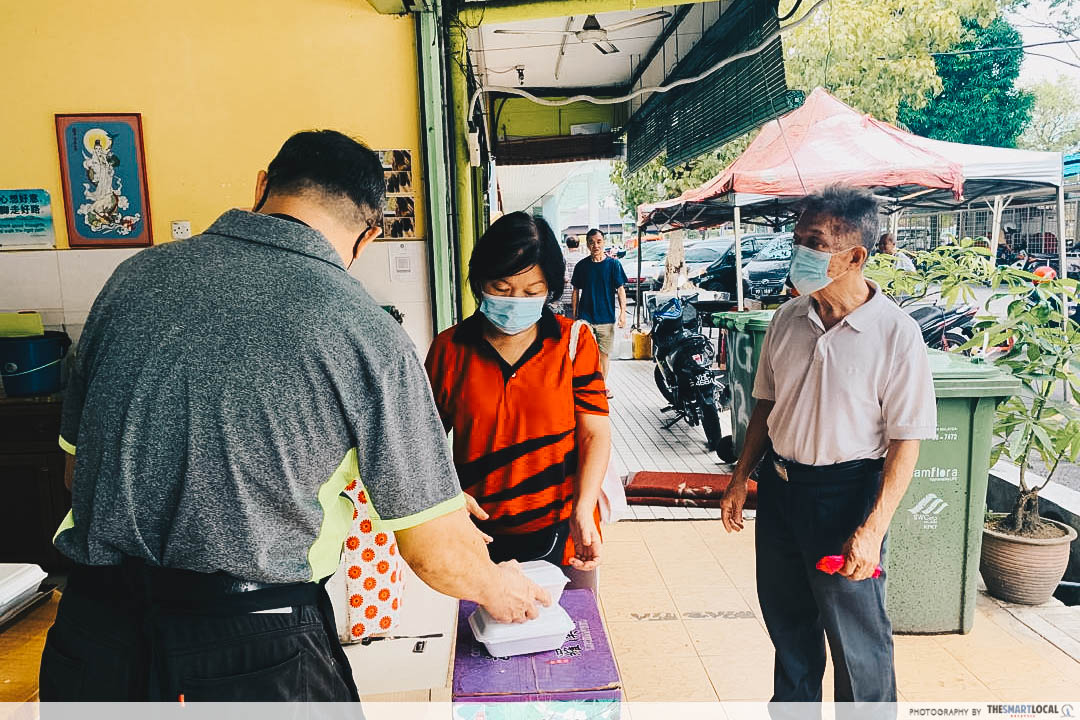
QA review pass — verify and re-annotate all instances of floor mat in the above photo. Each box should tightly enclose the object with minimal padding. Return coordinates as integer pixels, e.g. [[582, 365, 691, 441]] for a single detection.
[[624, 471, 757, 509]]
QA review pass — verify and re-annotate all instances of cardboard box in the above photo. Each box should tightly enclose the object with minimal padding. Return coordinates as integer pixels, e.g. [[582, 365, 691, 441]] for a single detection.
[[453, 589, 621, 719]]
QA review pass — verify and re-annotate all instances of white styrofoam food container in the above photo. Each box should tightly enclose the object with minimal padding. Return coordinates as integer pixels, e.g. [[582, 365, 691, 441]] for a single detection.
[[518, 560, 569, 604], [0, 564, 47, 609], [468, 602, 574, 658]]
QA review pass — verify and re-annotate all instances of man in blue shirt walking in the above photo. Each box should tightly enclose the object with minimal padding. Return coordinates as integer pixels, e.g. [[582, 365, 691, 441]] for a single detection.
[[571, 228, 627, 395]]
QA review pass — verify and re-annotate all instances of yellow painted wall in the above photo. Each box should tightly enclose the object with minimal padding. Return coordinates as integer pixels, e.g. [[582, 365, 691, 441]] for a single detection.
[[0, 0, 422, 249]]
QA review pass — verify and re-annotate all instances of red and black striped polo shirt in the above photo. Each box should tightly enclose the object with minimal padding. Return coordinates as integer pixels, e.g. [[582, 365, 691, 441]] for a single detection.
[[425, 310, 609, 544]]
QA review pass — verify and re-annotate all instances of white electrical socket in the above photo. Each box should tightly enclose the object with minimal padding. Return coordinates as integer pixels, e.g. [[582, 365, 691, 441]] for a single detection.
[[171, 221, 192, 240]]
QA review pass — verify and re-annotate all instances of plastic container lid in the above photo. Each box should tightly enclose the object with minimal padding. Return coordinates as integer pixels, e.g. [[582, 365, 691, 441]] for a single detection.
[[519, 560, 570, 602], [0, 312, 44, 339], [0, 564, 47, 607], [468, 602, 575, 657]]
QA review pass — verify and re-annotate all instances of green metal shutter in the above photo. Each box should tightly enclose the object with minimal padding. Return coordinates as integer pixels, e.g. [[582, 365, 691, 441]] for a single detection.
[[626, 0, 803, 172]]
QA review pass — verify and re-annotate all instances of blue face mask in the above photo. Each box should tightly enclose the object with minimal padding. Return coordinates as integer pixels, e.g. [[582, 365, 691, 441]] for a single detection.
[[479, 293, 547, 335], [788, 244, 848, 296]]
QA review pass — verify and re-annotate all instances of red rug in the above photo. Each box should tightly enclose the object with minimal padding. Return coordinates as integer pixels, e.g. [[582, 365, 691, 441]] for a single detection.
[[624, 471, 757, 509]]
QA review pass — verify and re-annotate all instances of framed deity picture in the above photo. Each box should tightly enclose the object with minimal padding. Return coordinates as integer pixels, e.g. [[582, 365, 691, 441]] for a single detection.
[[55, 113, 152, 247]]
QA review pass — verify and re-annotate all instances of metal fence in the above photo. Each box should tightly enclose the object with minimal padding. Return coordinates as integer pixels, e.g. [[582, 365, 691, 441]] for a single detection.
[[891, 199, 1079, 256]]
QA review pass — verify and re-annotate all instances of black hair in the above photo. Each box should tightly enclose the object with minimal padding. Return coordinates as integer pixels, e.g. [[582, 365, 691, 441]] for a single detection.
[[469, 212, 565, 302], [586, 228, 604, 241], [799, 184, 880, 253], [566, 236, 580, 249], [261, 130, 384, 227]]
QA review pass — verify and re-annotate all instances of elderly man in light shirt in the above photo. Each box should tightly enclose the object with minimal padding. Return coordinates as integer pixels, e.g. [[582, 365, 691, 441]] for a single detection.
[[877, 232, 916, 272], [721, 185, 936, 704]]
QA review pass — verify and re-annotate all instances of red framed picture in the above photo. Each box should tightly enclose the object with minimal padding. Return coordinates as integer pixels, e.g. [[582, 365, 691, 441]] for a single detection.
[[55, 113, 152, 248]]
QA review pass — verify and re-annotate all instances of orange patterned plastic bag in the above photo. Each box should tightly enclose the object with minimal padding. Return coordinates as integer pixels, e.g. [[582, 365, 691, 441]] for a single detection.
[[329, 478, 405, 643]]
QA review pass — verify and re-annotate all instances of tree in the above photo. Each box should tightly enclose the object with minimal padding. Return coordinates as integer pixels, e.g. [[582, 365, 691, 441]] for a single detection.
[[1017, 75, 1080, 153], [781, 0, 998, 123], [609, 134, 752, 218], [898, 16, 1034, 147]]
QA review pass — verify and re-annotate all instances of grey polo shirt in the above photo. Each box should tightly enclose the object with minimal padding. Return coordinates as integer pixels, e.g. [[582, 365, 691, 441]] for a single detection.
[[56, 209, 464, 583]]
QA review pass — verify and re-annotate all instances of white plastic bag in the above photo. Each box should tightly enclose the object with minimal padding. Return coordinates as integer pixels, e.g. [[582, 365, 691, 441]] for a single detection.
[[570, 321, 628, 523]]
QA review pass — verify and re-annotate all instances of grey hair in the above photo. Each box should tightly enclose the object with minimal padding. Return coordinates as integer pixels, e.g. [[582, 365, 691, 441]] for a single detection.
[[798, 184, 880, 253]]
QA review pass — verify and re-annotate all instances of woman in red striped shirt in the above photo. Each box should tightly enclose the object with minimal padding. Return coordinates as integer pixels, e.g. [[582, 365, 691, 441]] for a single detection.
[[425, 212, 611, 588]]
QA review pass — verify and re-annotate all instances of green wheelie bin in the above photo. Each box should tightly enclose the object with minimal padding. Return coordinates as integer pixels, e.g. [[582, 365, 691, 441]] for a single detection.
[[714, 310, 1020, 633], [889, 350, 1018, 633], [715, 310, 775, 463]]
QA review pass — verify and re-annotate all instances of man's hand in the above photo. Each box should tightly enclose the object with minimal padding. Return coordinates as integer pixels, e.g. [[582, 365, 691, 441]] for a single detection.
[[479, 561, 552, 623], [568, 511, 602, 571], [617, 316, 626, 329], [720, 477, 748, 533], [839, 526, 884, 581]]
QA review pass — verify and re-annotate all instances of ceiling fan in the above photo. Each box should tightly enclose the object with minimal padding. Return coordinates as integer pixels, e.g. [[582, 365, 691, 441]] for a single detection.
[[493, 10, 672, 55]]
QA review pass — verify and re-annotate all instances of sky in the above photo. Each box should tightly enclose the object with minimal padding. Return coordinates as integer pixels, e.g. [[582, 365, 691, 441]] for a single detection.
[[1009, 0, 1080, 84]]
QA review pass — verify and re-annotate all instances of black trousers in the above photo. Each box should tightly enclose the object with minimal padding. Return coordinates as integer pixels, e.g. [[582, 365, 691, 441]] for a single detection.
[[39, 562, 359, 702], [755, 454, 897, 704]]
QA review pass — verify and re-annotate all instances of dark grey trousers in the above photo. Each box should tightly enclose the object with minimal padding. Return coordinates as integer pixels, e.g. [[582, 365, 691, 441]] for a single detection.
[[755, 456, 897, 704]]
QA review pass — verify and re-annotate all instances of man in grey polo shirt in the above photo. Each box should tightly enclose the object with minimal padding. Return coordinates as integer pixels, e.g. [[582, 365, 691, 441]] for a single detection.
[[720, 185, 936, 705], [40, 130, 548, 702]]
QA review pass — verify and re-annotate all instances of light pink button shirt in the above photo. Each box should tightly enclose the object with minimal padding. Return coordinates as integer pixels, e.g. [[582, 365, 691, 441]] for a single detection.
[[752, 283, 937, 466]]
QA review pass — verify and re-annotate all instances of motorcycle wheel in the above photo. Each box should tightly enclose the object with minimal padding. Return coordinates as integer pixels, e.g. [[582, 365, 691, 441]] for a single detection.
[[654, 366, 675, 404], [697, 389, 722, 451], [942, 329, 970, 353]]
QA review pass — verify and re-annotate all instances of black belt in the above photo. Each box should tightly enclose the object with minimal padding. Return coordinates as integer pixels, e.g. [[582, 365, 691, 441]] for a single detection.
[[68, 559, 320, 614], [770, 452, 884, 484]]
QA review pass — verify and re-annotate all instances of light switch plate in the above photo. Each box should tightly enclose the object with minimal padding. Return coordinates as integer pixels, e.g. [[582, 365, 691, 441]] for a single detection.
[[171, 221, 192, 240]]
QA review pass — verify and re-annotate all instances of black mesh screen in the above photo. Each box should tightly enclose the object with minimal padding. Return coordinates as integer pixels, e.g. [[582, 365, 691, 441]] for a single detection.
[[625, 0, 802, 172]]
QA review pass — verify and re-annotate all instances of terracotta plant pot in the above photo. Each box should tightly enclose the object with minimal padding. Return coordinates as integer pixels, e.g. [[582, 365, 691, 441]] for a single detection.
[[981, 515, 1078, 605]]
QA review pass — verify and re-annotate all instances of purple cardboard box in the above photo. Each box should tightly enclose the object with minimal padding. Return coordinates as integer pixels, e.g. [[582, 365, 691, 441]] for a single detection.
[[453, 589, 621, 715]]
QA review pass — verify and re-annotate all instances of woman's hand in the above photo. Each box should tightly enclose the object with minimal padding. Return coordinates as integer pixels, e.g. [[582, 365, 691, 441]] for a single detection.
[[568, 509, 602, 571], [465, 493, 493, 543]]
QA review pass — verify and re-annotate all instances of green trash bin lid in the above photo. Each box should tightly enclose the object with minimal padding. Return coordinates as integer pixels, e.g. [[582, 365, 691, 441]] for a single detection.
[[927, 349, 1020, 398], [713, 310, 775, 332]]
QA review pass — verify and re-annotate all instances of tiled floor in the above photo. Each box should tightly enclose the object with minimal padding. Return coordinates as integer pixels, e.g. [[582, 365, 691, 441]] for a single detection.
[[608, 358, 737, 521], [600, 519, 1080, 702]]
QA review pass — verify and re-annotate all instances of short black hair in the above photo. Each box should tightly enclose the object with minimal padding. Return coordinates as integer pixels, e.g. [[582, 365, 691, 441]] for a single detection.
[[469, 212, 565, 302], [586, 228, 604, 241], [566, 236, 580, 249], [262, 130, 384, 227], [799, 184, 880, 253]]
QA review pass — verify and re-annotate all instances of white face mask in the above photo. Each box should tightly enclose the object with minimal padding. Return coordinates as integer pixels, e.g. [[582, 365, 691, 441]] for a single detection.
[[787, 244, 854, 296], [479, 293, 546, 335]]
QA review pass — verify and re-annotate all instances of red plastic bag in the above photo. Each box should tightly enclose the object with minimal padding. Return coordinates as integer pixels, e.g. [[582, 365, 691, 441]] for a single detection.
[[816, 555, 883, 578]]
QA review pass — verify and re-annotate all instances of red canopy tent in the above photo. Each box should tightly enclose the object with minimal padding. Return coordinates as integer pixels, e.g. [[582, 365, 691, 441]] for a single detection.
[[636, 88, 966, 229], [634, 88, 1065, 311]]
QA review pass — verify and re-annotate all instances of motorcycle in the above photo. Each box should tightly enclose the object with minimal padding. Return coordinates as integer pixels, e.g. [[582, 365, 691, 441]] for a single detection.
[[647, 294, 728, 450], [907, 303, 977, 351]]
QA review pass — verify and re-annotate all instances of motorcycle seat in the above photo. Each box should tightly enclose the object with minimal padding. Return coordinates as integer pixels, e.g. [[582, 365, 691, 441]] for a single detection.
[[908, 305, 943, 329]]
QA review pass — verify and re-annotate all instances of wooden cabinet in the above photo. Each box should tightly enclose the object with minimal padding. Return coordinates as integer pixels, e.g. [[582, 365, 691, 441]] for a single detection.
[[0, 397, 71, 571]]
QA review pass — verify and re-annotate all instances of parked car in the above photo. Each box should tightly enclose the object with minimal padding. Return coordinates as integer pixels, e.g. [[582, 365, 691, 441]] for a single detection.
[[743, 234, 794, 298], [696, 233, 780, 295], [648, 239, 735, 290], [620, 240, 674, 295]]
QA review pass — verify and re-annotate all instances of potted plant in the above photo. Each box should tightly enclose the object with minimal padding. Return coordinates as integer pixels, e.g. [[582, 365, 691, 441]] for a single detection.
[[970, 270, 1080, 605], [869, 240, 1080, 605]]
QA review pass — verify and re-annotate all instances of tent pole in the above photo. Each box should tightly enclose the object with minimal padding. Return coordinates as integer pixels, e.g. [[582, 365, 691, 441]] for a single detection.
[[635, 226, 644, 328], [1059, 183, 1069, 325], [889, 209, 900, 245], [989, 195, 1003, 264], [734, 205, 745, 312]]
